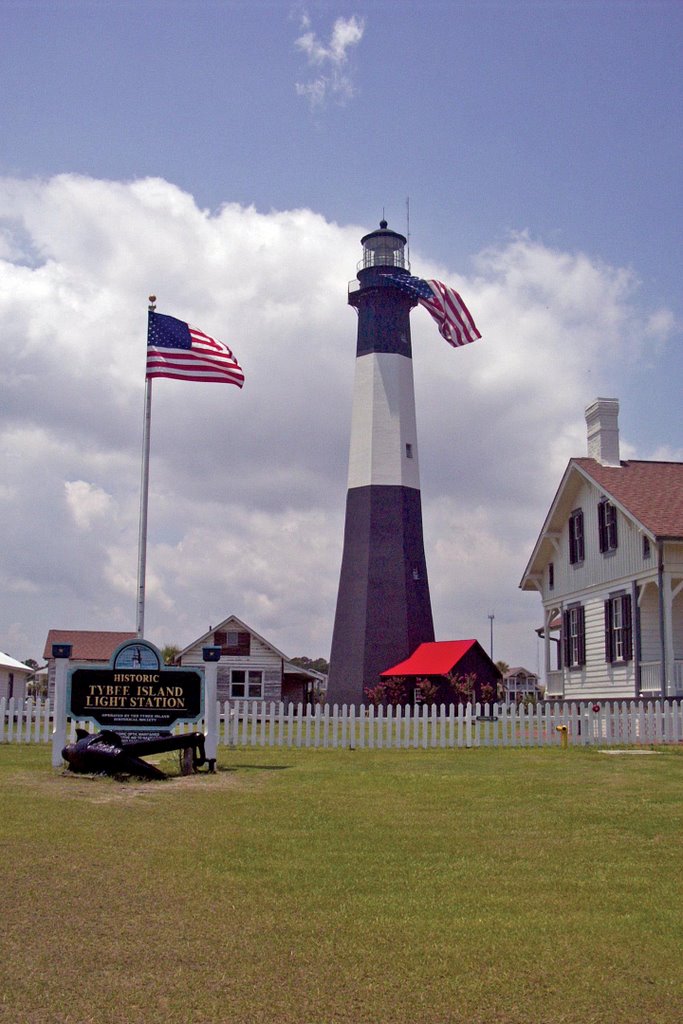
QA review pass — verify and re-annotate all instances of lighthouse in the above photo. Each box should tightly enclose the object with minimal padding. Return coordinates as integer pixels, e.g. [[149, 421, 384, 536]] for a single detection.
[[327, 221, 435, 706]]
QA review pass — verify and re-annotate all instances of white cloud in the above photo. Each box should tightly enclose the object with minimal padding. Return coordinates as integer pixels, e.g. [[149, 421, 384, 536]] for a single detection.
[[65, 480, 113, 529], [295, 13, 365, 107], [0, 174, 676, 671]]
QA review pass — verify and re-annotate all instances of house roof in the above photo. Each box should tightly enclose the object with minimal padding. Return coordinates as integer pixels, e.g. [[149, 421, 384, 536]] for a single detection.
[[0, 651, 33, 675], [178, 614, 289, 661], [503, 667, 538, 680], [520, 457, 683, 589], [573, 458, 683, 539], [43, 630, 137, 661], [177, 614, 321, 681], [382, 640, 482, 677]]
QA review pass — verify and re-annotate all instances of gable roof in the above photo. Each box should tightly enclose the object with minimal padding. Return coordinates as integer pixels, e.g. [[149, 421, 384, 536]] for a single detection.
[[503, 667, 538, 681], [0, 651, 33, 675], [177, 615, 322, 682], [178, 614, 289, 661], [381, 640, 494, 678], [43, 630, 137, 661], [573, 458, 683, 539], [521, 457, 683, 588]]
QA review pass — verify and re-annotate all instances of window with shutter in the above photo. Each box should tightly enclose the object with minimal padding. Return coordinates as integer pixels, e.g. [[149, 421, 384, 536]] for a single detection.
[[569, 509, 584, 564], [598, 499, 618, 553], [215, 630, 251, 656], [604, 593, 632, 663], [563, 605, 585, 668]]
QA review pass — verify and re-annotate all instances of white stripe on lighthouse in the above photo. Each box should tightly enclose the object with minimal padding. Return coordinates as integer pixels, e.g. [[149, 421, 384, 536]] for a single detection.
[[347, 351, 421, 490]]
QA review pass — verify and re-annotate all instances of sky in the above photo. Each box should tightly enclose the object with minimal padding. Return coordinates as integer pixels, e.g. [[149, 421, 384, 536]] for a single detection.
[[1, 0, 681, 677]]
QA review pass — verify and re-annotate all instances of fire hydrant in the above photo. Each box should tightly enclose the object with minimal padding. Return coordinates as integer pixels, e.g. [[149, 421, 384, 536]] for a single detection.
[[556, 724, 569, 749]]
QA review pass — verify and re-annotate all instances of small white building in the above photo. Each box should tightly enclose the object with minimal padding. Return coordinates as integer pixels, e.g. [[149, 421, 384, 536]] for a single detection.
[[176, 615, 324, 706], [0, 652, 33, 702], [520, 399, 683, 701]]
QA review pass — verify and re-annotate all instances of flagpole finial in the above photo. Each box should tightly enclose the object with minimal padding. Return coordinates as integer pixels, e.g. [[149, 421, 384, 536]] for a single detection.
[[148, 295, 157, 311]]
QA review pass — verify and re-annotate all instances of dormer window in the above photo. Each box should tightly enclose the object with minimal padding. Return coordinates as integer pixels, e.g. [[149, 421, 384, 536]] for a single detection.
[[598, 499, 618, 553], [569, 509, 584, 564]]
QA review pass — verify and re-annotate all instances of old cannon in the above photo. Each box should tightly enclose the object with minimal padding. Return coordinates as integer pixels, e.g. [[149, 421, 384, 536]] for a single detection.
[[62, 728, 208, 780]]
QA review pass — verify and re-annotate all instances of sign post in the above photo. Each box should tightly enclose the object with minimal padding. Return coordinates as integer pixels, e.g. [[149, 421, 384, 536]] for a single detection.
[[202, 645, 221, 771], [51, 643, 72, 767]]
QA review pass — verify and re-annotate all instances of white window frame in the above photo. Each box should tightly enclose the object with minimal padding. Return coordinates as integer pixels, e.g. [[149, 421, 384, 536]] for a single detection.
[[611, 597, 624, 660], [229, 668, 264, 700]]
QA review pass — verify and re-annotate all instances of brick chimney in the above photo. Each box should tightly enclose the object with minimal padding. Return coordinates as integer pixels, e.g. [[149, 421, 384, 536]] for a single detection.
[[585, 398, 620, 466]]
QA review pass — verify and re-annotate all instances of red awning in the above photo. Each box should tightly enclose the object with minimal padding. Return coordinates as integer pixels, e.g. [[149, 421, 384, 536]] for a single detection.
[[381, 640, 478, 677]]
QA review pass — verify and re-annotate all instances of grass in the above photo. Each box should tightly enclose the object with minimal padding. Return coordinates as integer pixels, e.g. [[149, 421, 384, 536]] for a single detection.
[[1, 743, 681, 1024]]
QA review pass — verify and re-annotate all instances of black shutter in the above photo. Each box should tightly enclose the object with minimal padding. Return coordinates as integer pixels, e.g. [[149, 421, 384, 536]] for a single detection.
[[598, 501, 607, 553], [578, 511, 585, 561], [604, 600, 614, 662], [577, 606, 586, 666], [622, 594, 633, 661], [562, 610, 570, 667]]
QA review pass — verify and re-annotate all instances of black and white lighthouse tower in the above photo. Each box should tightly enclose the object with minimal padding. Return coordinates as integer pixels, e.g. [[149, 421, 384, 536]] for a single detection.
[[327, 222, 435, 706]]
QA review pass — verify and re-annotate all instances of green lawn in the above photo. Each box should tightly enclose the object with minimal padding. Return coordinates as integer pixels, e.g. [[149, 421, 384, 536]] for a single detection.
[[1, 744, 681, 1024]]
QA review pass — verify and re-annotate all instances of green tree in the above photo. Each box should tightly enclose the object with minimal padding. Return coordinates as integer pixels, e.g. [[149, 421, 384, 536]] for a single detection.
[[290, 656, 329, 674], [161, 645, 181, 665]]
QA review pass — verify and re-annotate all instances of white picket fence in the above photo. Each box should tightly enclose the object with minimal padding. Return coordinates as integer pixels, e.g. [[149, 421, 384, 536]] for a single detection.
[[2, 697, 682, 749]]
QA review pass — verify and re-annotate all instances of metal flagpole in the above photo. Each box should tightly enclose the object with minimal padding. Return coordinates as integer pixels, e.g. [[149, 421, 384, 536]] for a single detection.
[[136, 295, 156, 637]]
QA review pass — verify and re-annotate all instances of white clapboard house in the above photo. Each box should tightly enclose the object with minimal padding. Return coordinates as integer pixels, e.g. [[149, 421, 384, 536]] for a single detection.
[[520, 399, 683, 701], [176, 615, 325, 707], [0, 652, 33, 702]]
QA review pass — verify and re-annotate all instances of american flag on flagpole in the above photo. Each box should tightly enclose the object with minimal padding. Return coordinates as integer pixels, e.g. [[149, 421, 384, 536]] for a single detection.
[[381, 274, 481, 348], [146, 311, 244, 387]]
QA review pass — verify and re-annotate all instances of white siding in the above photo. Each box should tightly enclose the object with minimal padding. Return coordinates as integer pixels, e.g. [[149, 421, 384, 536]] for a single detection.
[[546, 478, 655, 602], [0, 668, 28, 702], [561, 590, 636, 701], [638, 583, 662, 663], [181, 628, 283, 702]]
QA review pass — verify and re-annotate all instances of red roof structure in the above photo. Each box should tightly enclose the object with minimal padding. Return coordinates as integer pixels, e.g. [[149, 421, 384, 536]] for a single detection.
[[43, 630, 136, 661], [573, 459, 683, 539], [382, 640, 480, 677]]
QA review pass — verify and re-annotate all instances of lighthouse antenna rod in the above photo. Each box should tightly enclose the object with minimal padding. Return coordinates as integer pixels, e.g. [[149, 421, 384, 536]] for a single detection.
[[136, 295, 156, 637], [406, 196, 411, 267]]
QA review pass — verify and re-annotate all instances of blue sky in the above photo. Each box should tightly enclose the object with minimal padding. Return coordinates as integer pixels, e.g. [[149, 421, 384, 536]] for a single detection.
[[1, 1, 681, 671]]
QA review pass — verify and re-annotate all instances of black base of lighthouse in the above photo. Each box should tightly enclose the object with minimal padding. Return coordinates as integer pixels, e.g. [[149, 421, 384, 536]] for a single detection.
[[327, 484, 435, 706]]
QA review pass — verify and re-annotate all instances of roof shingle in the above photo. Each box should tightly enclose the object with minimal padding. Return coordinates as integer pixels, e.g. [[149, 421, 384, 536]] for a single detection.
[[574, 458, 683, 539], [43, 630, 137, 661]]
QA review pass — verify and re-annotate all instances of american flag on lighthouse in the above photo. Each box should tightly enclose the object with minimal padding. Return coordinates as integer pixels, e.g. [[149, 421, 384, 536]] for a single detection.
[[146, 311, 244, 387], [382, 274, 481, 348]]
